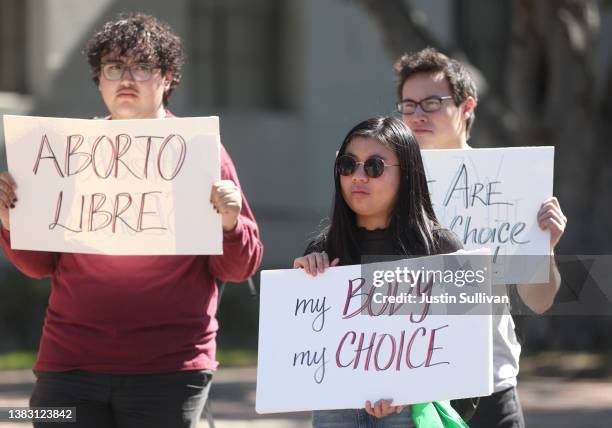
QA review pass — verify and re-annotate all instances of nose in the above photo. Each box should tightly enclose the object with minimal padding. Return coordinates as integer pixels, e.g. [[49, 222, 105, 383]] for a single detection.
[[119, 67, 136, 82], [351, 164, 369, 182], [409, 106, 428, 126]]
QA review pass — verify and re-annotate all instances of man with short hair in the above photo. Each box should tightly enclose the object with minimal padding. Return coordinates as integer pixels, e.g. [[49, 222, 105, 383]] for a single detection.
[[0, 13, 263, 428], [394, 47, 566, 428]]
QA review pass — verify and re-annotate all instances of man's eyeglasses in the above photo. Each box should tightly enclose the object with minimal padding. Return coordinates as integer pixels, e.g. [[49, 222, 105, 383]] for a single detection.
[[396, 95, 453, 114], [335, 155, 399, 178], [101, 62, 159, 82]]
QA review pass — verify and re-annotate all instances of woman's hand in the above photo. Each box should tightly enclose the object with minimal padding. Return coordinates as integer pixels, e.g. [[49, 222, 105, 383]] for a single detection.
[[365, 399, 405, 418], [293, 251, 339, 276], [0, 172, 17, 230]]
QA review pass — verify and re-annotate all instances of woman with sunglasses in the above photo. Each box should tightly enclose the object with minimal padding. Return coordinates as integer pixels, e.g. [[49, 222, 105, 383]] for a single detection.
[[293, 116, 470, 427]]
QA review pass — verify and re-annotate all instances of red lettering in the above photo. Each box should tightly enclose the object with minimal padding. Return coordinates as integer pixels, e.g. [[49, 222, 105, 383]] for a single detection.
[[137, 191, 166, 232], [91, 136, 115, 178], [336, 331, 357, 368], [112, 193, 135, 233], [33, 134, 64, 177], [374, 334, 396, 371], [88, 193, 112, 231], [157, 134, 186, 180], [114, 134, 142, 179], [425, 325, 450, 367], [65, 134, 91, 176], [406, 327, 426, 368]]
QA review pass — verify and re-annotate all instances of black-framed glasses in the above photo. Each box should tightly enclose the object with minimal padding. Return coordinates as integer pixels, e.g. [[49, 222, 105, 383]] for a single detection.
[[101, 62, 159, 81], [335, 155, 400, 178], [396, 95, 453, 114]]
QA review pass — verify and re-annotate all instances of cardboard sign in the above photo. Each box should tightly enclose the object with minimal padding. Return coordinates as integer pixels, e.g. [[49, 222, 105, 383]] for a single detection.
[[3, 115, 222, 255], [256, 249, 493, 413], [421, 147, 554, 284]]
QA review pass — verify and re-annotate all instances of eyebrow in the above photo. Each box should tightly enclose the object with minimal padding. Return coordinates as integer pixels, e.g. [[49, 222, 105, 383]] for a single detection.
[[343, 151, 389, 161], [400, 94, 450, 102]]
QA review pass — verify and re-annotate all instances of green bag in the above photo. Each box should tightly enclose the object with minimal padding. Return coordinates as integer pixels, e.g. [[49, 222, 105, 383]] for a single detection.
[[411, 401, 469, 428]]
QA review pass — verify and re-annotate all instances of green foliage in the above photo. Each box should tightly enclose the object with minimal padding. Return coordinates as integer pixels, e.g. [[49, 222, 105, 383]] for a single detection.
[[0, 350, 37, 370], [216, 348, 258, 367], [0, 348, 256, 370]]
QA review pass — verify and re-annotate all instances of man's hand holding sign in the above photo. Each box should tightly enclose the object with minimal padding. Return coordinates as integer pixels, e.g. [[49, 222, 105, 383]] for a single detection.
[[0, 171, 16, 230], [211, 179, 242, 232]]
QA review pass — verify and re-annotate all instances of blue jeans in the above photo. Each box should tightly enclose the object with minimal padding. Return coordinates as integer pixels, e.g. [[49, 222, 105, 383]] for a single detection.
[[313, 407, 415, 428], [30, 369, 212, 428]]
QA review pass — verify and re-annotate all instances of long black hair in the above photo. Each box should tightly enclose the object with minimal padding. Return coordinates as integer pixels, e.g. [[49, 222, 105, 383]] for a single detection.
[[308, 116, 440, 264]]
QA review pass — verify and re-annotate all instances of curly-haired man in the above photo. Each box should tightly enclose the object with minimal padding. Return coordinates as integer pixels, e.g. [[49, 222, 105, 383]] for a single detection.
[[0, 13, 263, 428]]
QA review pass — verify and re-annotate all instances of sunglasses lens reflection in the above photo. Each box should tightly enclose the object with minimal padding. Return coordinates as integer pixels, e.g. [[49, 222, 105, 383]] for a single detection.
[[336, 156, 356, 176], [336, 156, 386, 178], [364, 158, 384, 178]]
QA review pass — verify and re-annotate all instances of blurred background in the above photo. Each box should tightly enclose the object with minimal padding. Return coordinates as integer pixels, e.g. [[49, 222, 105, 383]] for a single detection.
[[0, 0, 611, 426]]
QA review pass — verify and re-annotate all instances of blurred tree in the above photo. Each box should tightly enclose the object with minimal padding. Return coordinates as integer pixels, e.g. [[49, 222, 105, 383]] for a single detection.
[[356, 0, 608, 254]]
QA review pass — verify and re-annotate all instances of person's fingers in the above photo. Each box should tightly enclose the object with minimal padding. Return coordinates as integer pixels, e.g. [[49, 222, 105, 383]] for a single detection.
[[210, 183, 218, 203], [331, 257, 340, 267], [382, 399, 395, 417], [550, 196, 560, 209], [322, 251, 330, 270], [538, 201, 566, 225], [537, 205, 561, 223], [0, 189, 9, 208], [545, 217, 564, 234], [215, 179, 236, 187], [215, 186, 239, 200], [0, 172, 16, 190], [537, 202, 554, 219], [395, 405, 405, 414], [210, 179, 236, 196], [217, 195, 241, 213], [364, 400, 374, 417], [370, 400, 380, 418], [211, 188, 241, 216], [0, 180, 16, 205], [214, 182, 238, 195], [315, 252, 325, 273], [302, 255, 311, 276], [373, 399, 385, 418], [538, 210, 565, 230], [296, 253, 335, 277], [0, 189, 14, 209], [306, 253, 318, 277]]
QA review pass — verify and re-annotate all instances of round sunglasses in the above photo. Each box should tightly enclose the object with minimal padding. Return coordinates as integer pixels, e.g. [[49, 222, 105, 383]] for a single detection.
[[335, 155, 400, 178]]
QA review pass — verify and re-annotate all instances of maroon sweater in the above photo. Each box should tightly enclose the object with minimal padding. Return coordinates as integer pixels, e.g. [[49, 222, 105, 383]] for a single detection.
[[0, 121, 263, 374]]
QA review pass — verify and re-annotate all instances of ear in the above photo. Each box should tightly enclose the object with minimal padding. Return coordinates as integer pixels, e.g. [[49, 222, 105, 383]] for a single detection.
[[462, 96, 477, 120], [163, 72, 173, 89]]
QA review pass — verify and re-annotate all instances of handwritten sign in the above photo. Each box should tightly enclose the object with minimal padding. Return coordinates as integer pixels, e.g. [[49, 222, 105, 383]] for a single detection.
[[421, 147, 554, 284], [256, 249, 493, 413], [3, 115, 221, 255]]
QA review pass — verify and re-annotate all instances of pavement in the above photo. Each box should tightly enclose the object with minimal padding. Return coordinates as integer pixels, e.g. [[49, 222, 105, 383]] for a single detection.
[[0, 367, 611, 427]]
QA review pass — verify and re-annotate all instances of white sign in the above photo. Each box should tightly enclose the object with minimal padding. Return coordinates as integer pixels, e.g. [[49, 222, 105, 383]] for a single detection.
[[256, 249, 493, 414], [3, 115, 222, 255], [421, 147, 554, 284]]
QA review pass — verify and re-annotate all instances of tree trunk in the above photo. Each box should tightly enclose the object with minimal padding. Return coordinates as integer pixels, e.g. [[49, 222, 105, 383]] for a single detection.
[[358, 0, 604, 253], [507, 0, 600, 252]]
